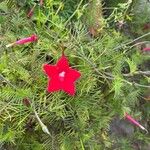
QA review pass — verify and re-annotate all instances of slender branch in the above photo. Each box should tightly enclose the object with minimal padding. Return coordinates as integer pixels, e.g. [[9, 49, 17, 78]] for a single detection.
[[123, 71, 150, 77], [113, 32, 150, 50], [0, 12, 12, 15], [132, 82, 150, 88], [103, 72, 150, 88], [129, 41, 150, 49]]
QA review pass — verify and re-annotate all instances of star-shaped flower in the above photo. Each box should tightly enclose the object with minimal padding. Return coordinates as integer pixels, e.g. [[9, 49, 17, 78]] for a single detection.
[[43, 55, 81, 96]]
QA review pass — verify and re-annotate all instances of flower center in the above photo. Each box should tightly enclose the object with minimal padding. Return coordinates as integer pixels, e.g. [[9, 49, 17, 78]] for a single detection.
[[59, 71, 66, 81]]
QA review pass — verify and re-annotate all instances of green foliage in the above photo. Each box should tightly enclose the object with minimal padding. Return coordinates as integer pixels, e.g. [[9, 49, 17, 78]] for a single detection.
[[130, 0, 150, 36], [0, 0, 150, 149], [126, 58, 137, 74]]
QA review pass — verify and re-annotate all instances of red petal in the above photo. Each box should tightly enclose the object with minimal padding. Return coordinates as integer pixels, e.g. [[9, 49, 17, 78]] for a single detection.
[[65, 68, 81, 82], [47, 78, 61, 92], [31, 34, 38, 41], [63, 82, 75, 96], [62, 68, 80, 95], [43, 64, 57, 77], [57, 55, 69, 70]]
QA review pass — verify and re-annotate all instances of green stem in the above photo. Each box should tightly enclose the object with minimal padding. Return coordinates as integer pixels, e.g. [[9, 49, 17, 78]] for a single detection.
[[80, 138, 85, 150], [65, 0, 84, 25]]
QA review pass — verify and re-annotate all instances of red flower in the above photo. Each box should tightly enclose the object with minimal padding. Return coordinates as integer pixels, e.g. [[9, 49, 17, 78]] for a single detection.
[[143, 47, 150, 51], [43, 55, 81, 96], [125, 113, 147, 132], [15, 34, 38, 45], [6, 34, 38, 47]]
